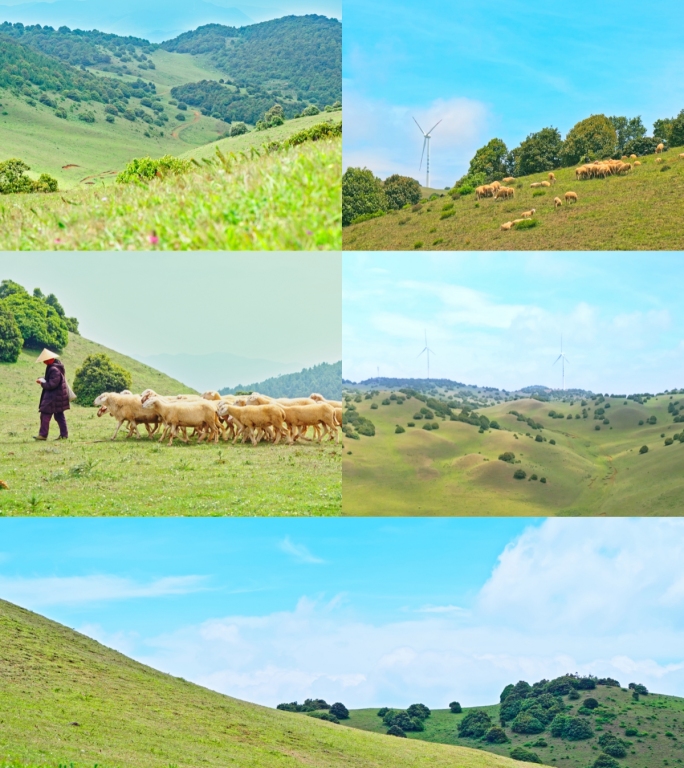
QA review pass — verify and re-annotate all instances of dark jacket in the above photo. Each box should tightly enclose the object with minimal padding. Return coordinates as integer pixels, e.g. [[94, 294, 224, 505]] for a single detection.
[[39, 361, 70, 414]]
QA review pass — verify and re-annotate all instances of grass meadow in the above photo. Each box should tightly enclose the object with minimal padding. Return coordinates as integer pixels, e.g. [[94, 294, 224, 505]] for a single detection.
[[343, 148, 684, 250], [0, 335, 341, 516], [342, 391, 684, 516]]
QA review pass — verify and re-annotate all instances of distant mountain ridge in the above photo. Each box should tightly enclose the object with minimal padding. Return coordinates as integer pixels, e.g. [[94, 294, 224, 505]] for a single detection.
[[222, 361, 341, 399]]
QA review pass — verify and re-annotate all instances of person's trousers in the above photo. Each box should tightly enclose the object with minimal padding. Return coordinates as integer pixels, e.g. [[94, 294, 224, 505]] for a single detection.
[[39, 411, 68, 438]]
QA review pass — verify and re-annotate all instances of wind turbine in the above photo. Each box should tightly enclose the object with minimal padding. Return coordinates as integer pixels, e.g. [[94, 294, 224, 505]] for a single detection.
[[413, 117, 442, 189], [418, 330, 435, 379], [553, 336, 569, 390]]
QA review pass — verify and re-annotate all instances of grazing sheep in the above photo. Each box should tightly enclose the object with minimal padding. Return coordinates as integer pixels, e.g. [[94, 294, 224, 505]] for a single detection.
[[656, 143, 665, 154], [495, 186, 514, 200], [500, 221, 514, 230], [679, 153, 684, 159], [530, 182, 543, 188], [655, 157, 664, 164], [503, 176, 516, 183], [554, 196, 563, 208], [142, 397, 220, 446], [540, 180, 551, 187], [280, 403, 338, 444], [217, 402, 287, 446], [634, 160, 642, 166], [93, 392, 162, 440], [564, 191, 578, 204], [521, 208, 536, 218], [548, 172, 557, 183], [490, 181, 501, 190], [630, 154, 637, 160], [202, 390, 222, 400]]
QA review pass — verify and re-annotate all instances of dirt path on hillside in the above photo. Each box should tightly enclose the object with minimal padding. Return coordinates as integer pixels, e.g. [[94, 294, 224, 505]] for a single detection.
[[171, 110, 201, 139]]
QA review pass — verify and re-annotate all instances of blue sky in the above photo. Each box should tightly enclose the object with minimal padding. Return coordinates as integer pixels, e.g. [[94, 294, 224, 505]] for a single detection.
[[3, 518, 684, 709], [343, 252, 684, 394], [343, 0, 684, 187]]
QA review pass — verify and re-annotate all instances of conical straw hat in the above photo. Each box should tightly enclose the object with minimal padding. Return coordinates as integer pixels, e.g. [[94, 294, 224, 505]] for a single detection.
[[35, 348, 60, 364]]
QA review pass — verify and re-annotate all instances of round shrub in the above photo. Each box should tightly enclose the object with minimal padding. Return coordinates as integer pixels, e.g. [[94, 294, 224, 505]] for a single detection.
[[384, 174, 422, 210], [583, 697, 599, 709], [509, 746, 542, 764], [485, 726, 509, 743], [370, 403, 378, 409], [499, 452, 515, 463], [449, 701, 462, 714], [511, 712, 545, 734], [407, 421, 415, 427], [395, 425, 405, 433], [307, 710, 339, 723], [387, 725, 406, 737], [301, 104, 320, 116], [0, 302, 23, 362], [529, 473, 538, 481], [377, 707, 390, 717], [639, 445, 649, 454], [568, 689, 580, 700], [422, 423, 433, 431], [407, 703, 431, 720], [3, 293, 69, 350], [665, 437, 673, 445], [230, 121, 248, 136], [540, 477, 547, 483], [549, 439, 556, 445], [343, 167, 387, 226], [430, 421, 439, 430], [535, 434, 543, 442], [563, 716, 594, 740], [513, 469, 527, 480], [624, 727, 638, 737], [117, 155, 190, 183], [458, 709, 492, 738], [592, 755, 620, 768], [329, 702, 349, 720], [72, 353, 132, 407]]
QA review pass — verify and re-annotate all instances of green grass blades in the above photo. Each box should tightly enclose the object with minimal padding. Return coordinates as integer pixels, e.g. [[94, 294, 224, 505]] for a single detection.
[[0, 136, 341, 250], [342, 391, 684, 515], [343, 149, 684, 250], [347, 685, 684, 768], [0, 337, 341, 516], [0, 599, 533, 768]]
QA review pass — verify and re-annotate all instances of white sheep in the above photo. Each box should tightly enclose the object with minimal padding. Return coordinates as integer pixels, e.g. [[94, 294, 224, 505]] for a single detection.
[[94, 392, 161, 440]]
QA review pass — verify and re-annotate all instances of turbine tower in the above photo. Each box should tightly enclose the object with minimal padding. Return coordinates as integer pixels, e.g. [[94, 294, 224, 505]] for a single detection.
[[553, 336, 569, 390], [418, 330, 435, 379], [413, 117, 443, 189]]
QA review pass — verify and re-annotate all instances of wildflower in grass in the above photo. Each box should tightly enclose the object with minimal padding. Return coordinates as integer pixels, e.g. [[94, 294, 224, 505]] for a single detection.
[[148, 231, 159, 245]]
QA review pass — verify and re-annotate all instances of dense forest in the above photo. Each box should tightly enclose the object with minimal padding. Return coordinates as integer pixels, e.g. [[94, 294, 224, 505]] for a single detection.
[[162, 16, 341, 108], [220, 361, 342, 400]]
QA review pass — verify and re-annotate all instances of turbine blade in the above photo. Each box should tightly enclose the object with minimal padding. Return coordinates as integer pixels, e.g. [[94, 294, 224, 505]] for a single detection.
[[553, 355, 562, 365], [427, 119, 443, 135], [419, 138, 427, 171], [413, 116, 425, 135]]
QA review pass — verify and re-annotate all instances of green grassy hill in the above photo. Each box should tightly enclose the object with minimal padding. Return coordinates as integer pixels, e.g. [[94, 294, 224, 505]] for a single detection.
[[0, 335, 341, 516], [342, 389, 684, 516], [343, 150, 684, 250], [0, 598, 531, 768], [346, 680, 684, 768]]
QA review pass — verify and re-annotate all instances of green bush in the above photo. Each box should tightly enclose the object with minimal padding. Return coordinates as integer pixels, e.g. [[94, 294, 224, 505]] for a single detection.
[[384, 174, 421, 210], [329, 702, 349, 720], [592, 755, 620, 768], [395, 425, 405, 434], [540, 477, 547, 483], [549, 439, 556, 445], [387, 724, 406, 737], [301, 104, 320, 116], [422, 423, 433, 431], [665, 437, 674, 445], [230, 121, 249, 136], [377, 707, 390, 718], [624, 727, 638, 737], [561, 114, 617, 165], [515, 219, 538, 229], [116, 155, 190, 183], [284, 121, 342, 147], [407, 421, 415, 427], [639, 445, 649, 454], [73, 353, 132, 407], [583, 698, 599, 709], [458, 709, 493, 738], [511, 712, 545, 734], [509, 746, 542, 764], [513, 469, 527, 480], [0, 159, 58, 195], [485, 726, 509, 743], [351, 211, 385, 225], [499, 452, 515, 463], [598, 734, 627, 758], [370, 402, 378, 409], [406, 703, 431, 720], [535, 434, 543, 442], [342, 167, 386, 226], [2, 293, 69, 350], [449, 701, 462, 714], [307, 710, 339, 723], [0, 302, 23, 362], [490, 420, 500, 429]]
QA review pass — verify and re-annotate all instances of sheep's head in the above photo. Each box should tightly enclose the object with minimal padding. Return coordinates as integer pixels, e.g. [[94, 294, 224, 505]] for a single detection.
[[309, 393, 325, 402], [142, 396, 158, 410], [217, 402, 231, 417], [93, 393, 110, 407], [120, 389, 133, 395], [97, 405, 108, 417], [140, 389, 157, 403], [202, 390, 221, 400]]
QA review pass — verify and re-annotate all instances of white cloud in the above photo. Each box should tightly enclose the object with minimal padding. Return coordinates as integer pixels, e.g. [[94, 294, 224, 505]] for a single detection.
[[0, 574, 208, 607], [278, 537, 325, 564], [343, 90, 489, 187], [122, 520, 684, 710]]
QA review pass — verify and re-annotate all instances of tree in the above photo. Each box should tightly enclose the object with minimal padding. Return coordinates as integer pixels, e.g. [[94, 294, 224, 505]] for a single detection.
[[449, 701, 462, 713], [342, 167, 387, 226], [561, 115, 617, 165], [73, 353, 132, 407], [465, 138, 510, 182], [407, 703, 431, 720], [608, 116, 646, 152], [562, 716, 594, 741], [2, 293, 69, 350], [592, 755, 620, 768], [387, 725, 406, 737], [513, 469, 527, 480], [498, 452, 515, 463], [510, 127, 563, 176], [329, 702, 349, 720], [623, 136, 663, 156], [511, 712, 545, 734], [377, 707, 390, 717], [509, 747, 542, 764], [0, 303, 23, 362], [485, 726, 509, 743], [230, 122, 248, 136], [583, 697, 599, 709], [653, 117, 674, 144], [0, 158, 58, 195], [302, 104, 320, 116], [668, 109, 684, 148], [383, 174, 421, 210], [458, 709, 492, 738], [0, 279, 28, 299], [639, 445, 649, 454]]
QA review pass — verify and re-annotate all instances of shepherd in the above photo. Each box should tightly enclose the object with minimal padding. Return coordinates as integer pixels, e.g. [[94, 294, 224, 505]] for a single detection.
[[33, 348, 70, 441]]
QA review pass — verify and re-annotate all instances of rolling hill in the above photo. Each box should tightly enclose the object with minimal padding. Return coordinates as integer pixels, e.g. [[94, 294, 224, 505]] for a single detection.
[[220, 361, 342, 399], [341, 386, 684, 516], [0, 334, 341, 516], [345, 675, 684, 768], [0, 598, 533, 768], [342, 149, 684, 251]]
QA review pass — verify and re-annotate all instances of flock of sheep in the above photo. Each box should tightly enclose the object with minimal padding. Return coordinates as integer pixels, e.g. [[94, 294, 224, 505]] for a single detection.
[[470, 145, 684, 232], [93, 389, 342, 447]]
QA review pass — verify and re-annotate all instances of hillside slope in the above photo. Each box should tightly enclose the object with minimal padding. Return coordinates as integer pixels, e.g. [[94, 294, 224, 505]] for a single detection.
[[347, 682, 684, 768], [0, 598, 531, 768], [0, 335, 341, 516], [343, 149, 684, 250], [220, 361, 342, 399], [342, 390, 684, 516]]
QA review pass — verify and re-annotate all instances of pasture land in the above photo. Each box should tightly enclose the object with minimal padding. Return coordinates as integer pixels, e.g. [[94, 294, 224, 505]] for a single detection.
[[347, 685, 684, 768], [342, 391, 684, 516], [343, 148, 684, 250], [0, 598, 531, 768], [0, 335, 341, 516]]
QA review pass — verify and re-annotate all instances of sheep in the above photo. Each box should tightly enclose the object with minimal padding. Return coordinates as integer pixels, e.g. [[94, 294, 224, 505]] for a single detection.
[[503, 176, 516, 182], [679, 153, 684, 159], [554, 196, 563, 208], [142, 397, 220, 446], [217, 402, 287, 446], [490, 180, 501, 190], [564, 191, 578, 204], [202, 390, 222, 400], [495, 186, 514, 200], [655, 157, 664, 164], [530, 182, 543, 188], [656, 143, 665, 154], [309, 394, 343, 408], [630, 154, 637, 160], [93, 392, 162, 440], [540, 180, 551, 187], [521, 208, 536, 218], [280, 402, 339, 444], [634, 160, 641, 166], [475, 185, 496, 200], [500, 221, 514, 230], [548, 172, 557, 183], [512, 219, 525, 224]]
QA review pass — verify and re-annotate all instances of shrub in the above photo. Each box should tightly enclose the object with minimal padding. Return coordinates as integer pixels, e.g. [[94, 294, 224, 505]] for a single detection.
[[509, 746, 542, 764], [515, 219, 538, 229], [638, 420, 644, 425], [384, 174, 421, 210], [284, 121, 342, 148], [395, 425, 405, 433], [407, 421, 415, 427], [449, 701, 462, 714], [549, 439, 556, 445], [370, 403, 378, 409], [513, 469, 527, 480], [624, 728, 638, 737], [407, 703, 431, 720], [0, 302, 23, 362], [458, 709, 493, 738], [0, 159, 58, 195], [302, 104, 320, 116], [2, 293, 69, 350], [583, 698, 599, 709], [535, 434, 543, 442], [73, 353, 132, 407], [639, 445, 649, 454], [342, 167, 386, 226], [665, 437, 674, 445], [490, 420, 500, 429], [329, 702, 349, 720], [567, 689, 580, 700], [499, 452, 515, 463], [230, 121, 248, 136], [529, 473, 538, 481], [592, 755, 620, 768], [387, 725, 406, 737], [564, 716, 594, 740], [175, 113, 186, 121], [116, 155, 190, 183], [598, 734, 627, 758], [511, 712, 545, 734], [377, 707, 390, 717], [422, 423, 433, 431], [540, 477, 547, 483], [105, 114, 115, 123], [485, 726, 509, 743], [381, 398, 390, 405], [307, 710, 339, 723]]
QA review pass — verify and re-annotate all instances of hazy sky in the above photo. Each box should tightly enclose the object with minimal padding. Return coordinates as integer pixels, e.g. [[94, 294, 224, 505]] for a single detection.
[[2, 518, 684, 708], [0, 252, 341, 387], [344, 0, 684, 187], [343, 252, 684, 394]]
